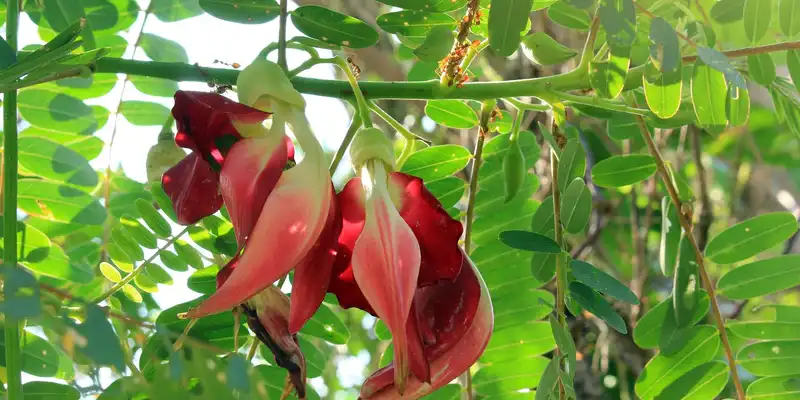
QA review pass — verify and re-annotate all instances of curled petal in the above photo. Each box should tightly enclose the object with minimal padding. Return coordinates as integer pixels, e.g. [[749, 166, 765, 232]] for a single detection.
[[328, 178, 374, 314], [243, 286, 306, 398], [351, 162, 421, 393], [390, 172, 464, 286], [220, 135, 293, 245], [173, 91, 270, 166], [360, 254, 494, 399], [288, 187, 341, 333], [161, 153, 223, 225], [186, 135, 332, 319]]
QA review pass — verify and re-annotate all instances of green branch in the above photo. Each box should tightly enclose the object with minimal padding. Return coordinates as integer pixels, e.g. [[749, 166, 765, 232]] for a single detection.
[[3, 0, 22, 397]]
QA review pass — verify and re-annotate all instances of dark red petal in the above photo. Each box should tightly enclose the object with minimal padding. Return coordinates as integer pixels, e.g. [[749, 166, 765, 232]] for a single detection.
[[415, 254, 481, 359], [215, 254, 239, 289], [405, 302, 430, 384], [327, 178, 374, 314], [288, 187, 342, 333], [172, 91, 271, 166], [390, 173, 464, 286], [161, 153, 223, 225]]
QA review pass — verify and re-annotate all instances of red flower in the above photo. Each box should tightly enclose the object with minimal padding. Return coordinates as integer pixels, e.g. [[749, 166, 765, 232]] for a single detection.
[[328, 167, 493, 397], [161, 91, 273, 225]]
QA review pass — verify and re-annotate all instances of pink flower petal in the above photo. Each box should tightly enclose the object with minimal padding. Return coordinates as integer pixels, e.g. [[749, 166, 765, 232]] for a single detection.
[[288, 187, 342, 333], [161, 153, 223, 225], [360, 253, 494, 399], [173, 91, 270, 167], [186, 145, 333, 319], [351, 163, 422, 393], [391, 173, 464, 286], [220, 135, 292, 245]]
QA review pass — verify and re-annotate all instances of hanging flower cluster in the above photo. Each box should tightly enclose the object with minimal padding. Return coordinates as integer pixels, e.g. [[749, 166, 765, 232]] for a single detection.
[[161, 59, 493, 399]]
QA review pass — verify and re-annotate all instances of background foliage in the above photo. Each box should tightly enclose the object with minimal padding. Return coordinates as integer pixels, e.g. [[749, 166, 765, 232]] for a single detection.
[[0, 0, 799, 399]]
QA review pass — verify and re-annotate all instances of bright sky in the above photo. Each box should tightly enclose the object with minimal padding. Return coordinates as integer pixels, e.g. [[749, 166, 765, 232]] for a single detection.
[[13, 1, 367, 397]]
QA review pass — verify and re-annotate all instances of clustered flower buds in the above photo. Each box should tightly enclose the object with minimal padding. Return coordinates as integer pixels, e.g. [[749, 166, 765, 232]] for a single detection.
[[161, 59, 493, 399]]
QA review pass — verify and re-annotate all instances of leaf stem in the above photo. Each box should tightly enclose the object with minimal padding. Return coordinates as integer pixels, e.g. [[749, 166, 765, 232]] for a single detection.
[[633, 115, 745, 400], [329, 109, 362, 175], [3, 0, 21, 396], [577, 15, 602, 72], [332, 57, 372, 128], [367, 101, 430, 143], [278, 0, 288, 71], [91, 227, 189, 304]]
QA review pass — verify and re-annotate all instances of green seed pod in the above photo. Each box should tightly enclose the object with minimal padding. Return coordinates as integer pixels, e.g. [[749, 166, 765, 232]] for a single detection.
[[503, 137, 526, 203], [349, 127, 396, 171], [145, 135, 186, 184]]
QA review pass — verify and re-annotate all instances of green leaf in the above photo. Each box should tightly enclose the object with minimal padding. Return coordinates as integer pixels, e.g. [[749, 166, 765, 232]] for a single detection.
[[139, 33, 189, 63], [424, 100, 479, 129], [19, 89, 106, 135], [111, 226, 144, 261], [726, 85, 751, 127], [556, 139, 586, 192], [18, 179, 105, 225], [644, 62, 682, 119], [591, 154, 657, 187], [695, 46, 746, 90], [120, 215, 158, 249], [488, 0, 534, 57], [120, 101, 171, 126], [375, 0, 469, 12], [0, 329, 60, 377], [498, 230, 561, 253], [199, 0, 278, 24], [660, 197, 681, 276], [747, 376, 800, 399], [634, 325, 720, 399], [135, 198, 172, 238], [521, 32, 577, 65], [705, 212, 798, 264], [717, 255, 800, 299], [633, 292, 710, 349], [377, 11, 456, 38], [425, 177, 466, 209], [472, 357, 550, 396], [730, 320, 800, 340], [590, 48, 630, 99], [737, 340, 800, 377], [691, 60, 729, 134], [0, 219, 93, 282], [160, 250, 188, 272], [301, 302, 350, 344], [547, 1, 591, 30], [400, 144, 472, 182], [174, 240, 204, 269], [100, 261, 122, 282], [711, 0, 744, 24], [607, 113, 639, 140], [748, 53, 777, 86], [599, 0, 636, 49], [145, 263, 173, 285], [781, 0, 800, 37], [413, 26, 454, 62], [649, 17, 680, 73], [187, 265, 220, 294], [492, 288, 553, 331], [153, 297, 248, 355], [129, 75, 180, 98], [570, 260, 639, 304], [655, 361, 729, 400], [22, 381, 79, 400], [530, 196, 554, 233], [151, 0, 204, 22], [673, 235, 700, 327], [135, 274, 158, 293], [560, 178, 591, 234], [744, 0, 773, 43], [291, 6, 379, 49], [67, 306, 126, 369], [18, 137, 97, 187], [568, 281, 627, 333], [481, 321, 555, 364], [122, 283, 143, 303], [549, 314, 577, 377]]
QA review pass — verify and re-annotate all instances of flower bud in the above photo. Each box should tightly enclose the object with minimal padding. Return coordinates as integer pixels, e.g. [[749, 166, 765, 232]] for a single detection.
[[237, 59, 305, 112], [502, 137, 526, 203], [350, 127, 396, 171]]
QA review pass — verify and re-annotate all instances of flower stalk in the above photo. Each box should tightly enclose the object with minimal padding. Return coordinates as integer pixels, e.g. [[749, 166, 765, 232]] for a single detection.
[[3, 0, 22, 396]]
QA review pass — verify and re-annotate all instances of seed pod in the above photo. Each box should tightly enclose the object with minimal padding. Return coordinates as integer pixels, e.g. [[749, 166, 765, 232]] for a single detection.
[[503, 137, 526, 203]]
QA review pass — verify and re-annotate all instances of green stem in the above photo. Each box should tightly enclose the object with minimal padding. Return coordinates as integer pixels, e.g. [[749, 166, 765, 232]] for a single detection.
[[554, 90, 653, 116], [464, 99, 495, 254], [333, 57, 372, 128], [3, 0, 21, 397], [278, 0, 288, 71], [367, 101, 430, 143], [329, 110, 362, 175], [577, 15, 601, 73], [503, 97, 549, 111], [396, 136, 415, 170], [91, 227, 189, 304]]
